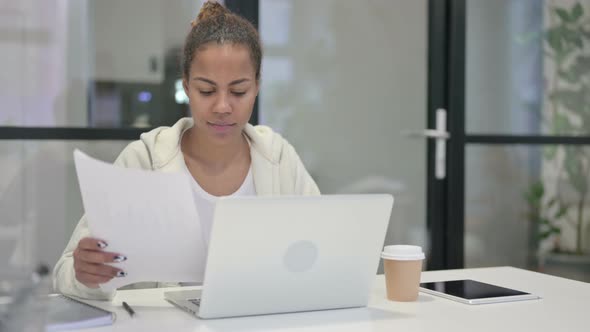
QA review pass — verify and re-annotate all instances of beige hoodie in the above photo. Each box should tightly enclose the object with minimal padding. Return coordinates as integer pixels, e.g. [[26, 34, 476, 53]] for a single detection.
[[53, 118, 320, 300]]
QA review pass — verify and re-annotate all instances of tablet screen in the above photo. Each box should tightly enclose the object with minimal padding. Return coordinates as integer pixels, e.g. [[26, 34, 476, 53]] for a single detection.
[[420, 279, 530, 300]]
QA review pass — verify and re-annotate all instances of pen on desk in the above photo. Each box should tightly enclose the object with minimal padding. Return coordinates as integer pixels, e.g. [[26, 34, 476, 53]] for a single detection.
[[122, 301, 136, 317]]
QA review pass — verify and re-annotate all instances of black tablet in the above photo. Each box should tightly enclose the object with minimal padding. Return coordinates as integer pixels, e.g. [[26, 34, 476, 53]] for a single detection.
[[419, 279, 540, 305]]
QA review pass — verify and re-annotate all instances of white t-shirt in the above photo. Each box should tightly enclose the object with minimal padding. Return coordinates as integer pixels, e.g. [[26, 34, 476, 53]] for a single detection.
[[183, 164, 256, 247]]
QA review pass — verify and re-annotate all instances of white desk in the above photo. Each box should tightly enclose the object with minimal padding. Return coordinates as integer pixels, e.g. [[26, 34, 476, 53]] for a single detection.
[[71, 267, 589, 332]]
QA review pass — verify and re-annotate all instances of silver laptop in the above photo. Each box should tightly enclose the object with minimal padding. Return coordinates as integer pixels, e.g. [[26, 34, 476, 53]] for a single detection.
[[165, 194, 393, 319]]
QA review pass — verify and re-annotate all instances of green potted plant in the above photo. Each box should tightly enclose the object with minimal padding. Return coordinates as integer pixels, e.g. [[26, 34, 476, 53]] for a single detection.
[[527, 1, 590, 281], [524, 181, 564, 254]]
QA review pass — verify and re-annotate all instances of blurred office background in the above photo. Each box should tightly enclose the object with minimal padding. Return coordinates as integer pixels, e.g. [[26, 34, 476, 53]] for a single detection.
[[0, 0, 589, 285]]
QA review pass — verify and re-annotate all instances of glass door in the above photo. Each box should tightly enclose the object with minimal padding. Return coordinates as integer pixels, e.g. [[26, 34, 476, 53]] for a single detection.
[[258, 0, 447, 270], [445, 0, 590, 282]]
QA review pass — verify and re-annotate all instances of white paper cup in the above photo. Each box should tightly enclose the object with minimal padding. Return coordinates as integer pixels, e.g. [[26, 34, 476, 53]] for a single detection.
[[381, 245, 425, 301]]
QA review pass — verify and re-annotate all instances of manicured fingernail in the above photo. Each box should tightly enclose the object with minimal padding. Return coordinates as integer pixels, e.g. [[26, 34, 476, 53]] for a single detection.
[[116, 271, 127, 277], [113, 255, 127, 262], [97, 241, 108, 249]]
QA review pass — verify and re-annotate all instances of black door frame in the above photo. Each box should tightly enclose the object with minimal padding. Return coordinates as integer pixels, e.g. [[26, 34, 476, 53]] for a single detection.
[[427, 0, 466, 270], [225, 0, 260, 126], [427, 0, 456, 270]]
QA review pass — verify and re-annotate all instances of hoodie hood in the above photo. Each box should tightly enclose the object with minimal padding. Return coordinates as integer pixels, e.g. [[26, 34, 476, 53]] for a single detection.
[[138, 117, 283, 170]]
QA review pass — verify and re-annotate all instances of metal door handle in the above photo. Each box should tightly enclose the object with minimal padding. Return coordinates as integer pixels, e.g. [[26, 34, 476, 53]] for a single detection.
[[403, 109, 449, 180], [405, 129, 449, 139]]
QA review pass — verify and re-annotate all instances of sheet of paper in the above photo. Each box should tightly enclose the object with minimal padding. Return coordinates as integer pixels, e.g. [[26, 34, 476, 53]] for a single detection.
[[73, 149, 206, 292]]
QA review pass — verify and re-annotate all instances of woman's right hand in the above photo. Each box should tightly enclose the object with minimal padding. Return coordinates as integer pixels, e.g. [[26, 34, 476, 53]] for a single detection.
[[73, 237, 127, 289]]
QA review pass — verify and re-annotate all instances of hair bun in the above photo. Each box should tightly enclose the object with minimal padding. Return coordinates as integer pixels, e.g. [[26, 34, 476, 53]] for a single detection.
[[195, 1, 227, 24]]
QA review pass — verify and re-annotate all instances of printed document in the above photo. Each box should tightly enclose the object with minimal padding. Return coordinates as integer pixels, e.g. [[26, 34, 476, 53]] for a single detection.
[[73, 150, 206, 292]]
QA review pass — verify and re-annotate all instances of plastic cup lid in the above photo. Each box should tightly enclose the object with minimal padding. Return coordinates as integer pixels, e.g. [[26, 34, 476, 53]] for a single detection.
[[381, 245, 425, 260]]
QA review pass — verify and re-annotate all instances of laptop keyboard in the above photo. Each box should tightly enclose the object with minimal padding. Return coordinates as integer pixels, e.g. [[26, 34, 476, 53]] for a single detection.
[[188, 298, 201, 306]]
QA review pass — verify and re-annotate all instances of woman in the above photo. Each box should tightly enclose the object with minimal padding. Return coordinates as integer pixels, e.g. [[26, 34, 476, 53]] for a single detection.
[[53, 1, 319, 300]]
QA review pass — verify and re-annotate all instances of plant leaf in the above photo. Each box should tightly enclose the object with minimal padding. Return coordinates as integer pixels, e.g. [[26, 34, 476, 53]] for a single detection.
[[570, 55, 590, 76], [547, 27, 564, 53], [554, 204, 568, 219], [564, 147, 587, 194], [572, 3, 584, 21], [524, 181, 544, 206], [550, 89, 585, 113], [558, 69, 579, 83], [554, 113, 572, 134], [555, 8, 572, 22], [539, 230, 553, 240], [532, 181, 544, 200], [574, 35, 583, 48], [563, 28, 583, 49]]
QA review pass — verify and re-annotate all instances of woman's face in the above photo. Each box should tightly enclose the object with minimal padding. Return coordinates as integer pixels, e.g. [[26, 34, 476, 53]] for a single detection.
[[183, 43, 259, 145]]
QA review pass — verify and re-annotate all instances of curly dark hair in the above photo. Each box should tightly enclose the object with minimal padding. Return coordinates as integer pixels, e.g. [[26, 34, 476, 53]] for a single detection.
[[182, 1, 262, 80]]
